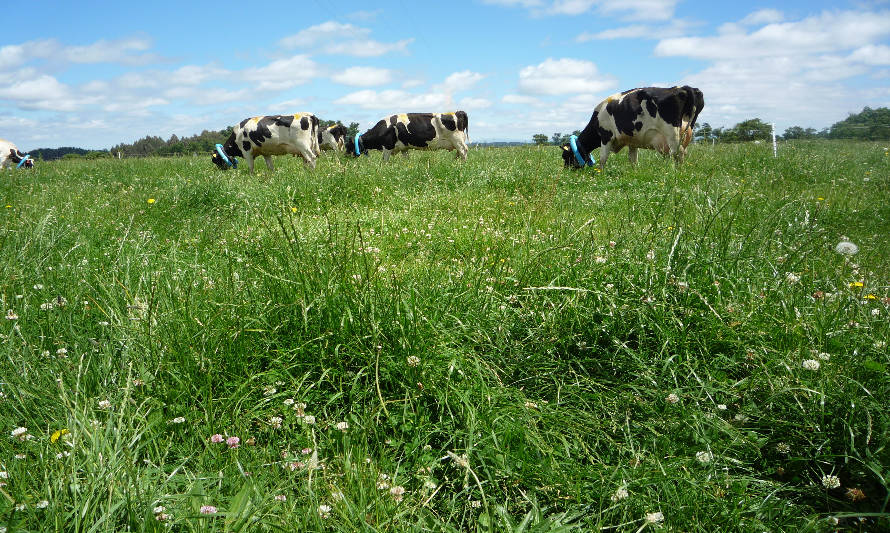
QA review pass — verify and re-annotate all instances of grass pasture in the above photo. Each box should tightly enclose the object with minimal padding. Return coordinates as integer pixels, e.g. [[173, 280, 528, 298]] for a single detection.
[[1, 141, 889, 531]]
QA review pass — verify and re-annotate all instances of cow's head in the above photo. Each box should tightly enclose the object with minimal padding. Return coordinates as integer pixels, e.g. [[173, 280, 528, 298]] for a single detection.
[[211, 142, 237, 170], [345, 135, 363, 157], [9, 149, 33, 169], [561, 136, 595, 169], [329, 124, 348, 148]]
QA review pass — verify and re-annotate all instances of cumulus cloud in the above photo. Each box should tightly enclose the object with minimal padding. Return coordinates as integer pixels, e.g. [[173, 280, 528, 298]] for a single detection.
[[331, 66, 393, 86], [655, 10, 890, 60], [518, 58, 617, 95], [484, 0, 678, 20], [0, 37, 161, 72], [334, 89, 452, 110], [279, 21, 412, 57], [242, 55, 319, 91], [436, 71, 486, 93]]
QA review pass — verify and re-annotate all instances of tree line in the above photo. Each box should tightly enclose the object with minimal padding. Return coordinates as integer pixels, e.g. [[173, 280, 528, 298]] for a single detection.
[[532, 106, 890, 145]]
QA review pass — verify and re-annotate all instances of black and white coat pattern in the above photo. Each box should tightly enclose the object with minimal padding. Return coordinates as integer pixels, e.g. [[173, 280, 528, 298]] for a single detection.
[[0, 139, 33, 169], [212, 113, 320, 173], [346, 111, 469, 161], [562, 86, 704, 170]]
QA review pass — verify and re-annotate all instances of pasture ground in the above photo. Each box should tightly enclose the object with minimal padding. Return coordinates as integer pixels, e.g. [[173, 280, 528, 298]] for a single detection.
[[1, 141, 889, 531]]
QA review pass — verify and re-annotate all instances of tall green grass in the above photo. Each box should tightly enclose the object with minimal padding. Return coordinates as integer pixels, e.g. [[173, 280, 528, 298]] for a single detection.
[[1, 141, 888, 531]]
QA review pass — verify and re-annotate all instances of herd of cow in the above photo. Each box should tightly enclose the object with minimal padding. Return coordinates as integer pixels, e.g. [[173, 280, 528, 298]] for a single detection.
[[2, 85, 703, 174]]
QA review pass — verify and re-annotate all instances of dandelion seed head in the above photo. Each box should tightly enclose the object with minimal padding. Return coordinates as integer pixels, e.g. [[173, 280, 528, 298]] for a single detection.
[[835, 241, 859, 256]]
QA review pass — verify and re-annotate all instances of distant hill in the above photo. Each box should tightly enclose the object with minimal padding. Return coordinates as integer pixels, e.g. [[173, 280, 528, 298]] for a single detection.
[[470, 141, 529, 148]]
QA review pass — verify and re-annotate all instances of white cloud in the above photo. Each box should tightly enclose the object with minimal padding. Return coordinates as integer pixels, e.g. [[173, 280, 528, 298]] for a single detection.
[[485, 0, 678, 20], [458, 97, 492, 109], [655, 10, 890, 60], [502, 94, 543, 106], [849, 44, 890, 66], [334, 89, 452, 110], [242, 55, 319, 91], [279, 21, 412, 57], [518, 58, 617, 95], [331, 66, 393, 86], [739, 8, 784, 26], [576, 25, 650, 41], [436, 71, 486, 93]]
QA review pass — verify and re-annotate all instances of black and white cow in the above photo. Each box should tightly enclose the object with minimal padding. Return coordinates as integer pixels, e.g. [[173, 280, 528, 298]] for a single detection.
[[562, 86, 704, 170], [212, 113, 320, 173], [346, 111, 469, 161], [318, 123, 349, 152], [0, 139, 33, 169]]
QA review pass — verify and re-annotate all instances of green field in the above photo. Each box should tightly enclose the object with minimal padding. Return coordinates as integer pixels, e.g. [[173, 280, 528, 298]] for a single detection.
[[1, 141, 889, 531]]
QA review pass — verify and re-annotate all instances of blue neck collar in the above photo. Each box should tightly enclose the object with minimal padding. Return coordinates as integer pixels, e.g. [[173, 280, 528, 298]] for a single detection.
[[354, 135, 361, 156], [569, 135, 595, 167], [215, 144, 237, 168], [16, 155, 31, 169]]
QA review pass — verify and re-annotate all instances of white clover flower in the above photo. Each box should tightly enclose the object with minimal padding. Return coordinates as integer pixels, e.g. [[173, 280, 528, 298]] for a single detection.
[[4, 310, 18, 320], [645, 250, 655, 262], [98, 399, 111, 409], [153, 505, 166, 515], [695, 451, 713, 464], [666, 393, 680, 404], [835, 241, 859, 256], [816, 352, 831, 361], [470, 500, 482, 508], [785, 272, 801, 284], [776, 442, 791, 454], [170, 416, 186, 424], [11, 427, 29, 441], [303, 415, 316, 425], [283, 398, 295, 406], [0, 471, 7, 479], [610, 486, 629, 502], [335, 421, 349, 432], [269, 416, 283, 429], [15, 503, 26, 511], [822, 474, 841, 489], [594, 255, 607, 264], [274, 494, 287, 502], [802, 359, 821, 371], [645, 511, 664, 524], [36, 500, 48, 509], [406, 355, 421, 367], [318, 504, 332, 518]]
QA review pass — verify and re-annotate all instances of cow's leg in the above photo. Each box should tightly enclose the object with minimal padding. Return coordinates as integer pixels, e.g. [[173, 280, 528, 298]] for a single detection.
[[598, 144, 611, 171], [298, 147, 317, 169], [263, 155, 274, 171], [382, 149, 392, 161], [455, 141, 468, 161], [663, 127, 683, 164], [628, 147, 639, 166], [245, 154, 255, 174]]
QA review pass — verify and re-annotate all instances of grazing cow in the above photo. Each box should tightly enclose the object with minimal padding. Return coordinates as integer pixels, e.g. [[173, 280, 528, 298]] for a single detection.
[[0, 139, 33, 169], [212, 113, 320, 173], [346, 111, 469, 161], [318, 123, 349, 152], [562, 86, 703, 170]]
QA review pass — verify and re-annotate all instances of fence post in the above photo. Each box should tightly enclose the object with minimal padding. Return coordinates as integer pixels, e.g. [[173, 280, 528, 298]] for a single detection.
[[772, 123, 777, 158]]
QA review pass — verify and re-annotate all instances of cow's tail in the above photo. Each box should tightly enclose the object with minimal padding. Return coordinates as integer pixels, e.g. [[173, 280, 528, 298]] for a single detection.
[[456, 110, 469, 144]]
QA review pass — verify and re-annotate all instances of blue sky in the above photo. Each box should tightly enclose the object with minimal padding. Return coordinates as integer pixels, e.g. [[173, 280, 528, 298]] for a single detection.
[[2, 0, 889, 149]]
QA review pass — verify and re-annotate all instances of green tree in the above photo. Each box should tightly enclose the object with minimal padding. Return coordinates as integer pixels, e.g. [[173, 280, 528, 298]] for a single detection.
[[347, 122, 361, 137], [532, 134, 549, 145], [828, 106, 890, 140]]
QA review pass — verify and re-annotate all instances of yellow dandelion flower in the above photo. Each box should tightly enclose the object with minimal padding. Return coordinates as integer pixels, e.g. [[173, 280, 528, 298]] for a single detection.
[[51, 428, 69, 443], [849, 282, 864, 288], [817, 197, 825, 201], [147, 198, 156, 204], [865, 294, 877, 300], [291, 207, 297, 213]]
